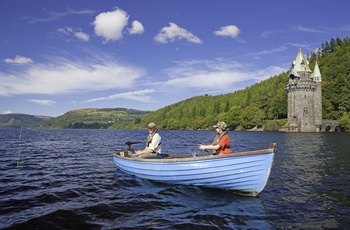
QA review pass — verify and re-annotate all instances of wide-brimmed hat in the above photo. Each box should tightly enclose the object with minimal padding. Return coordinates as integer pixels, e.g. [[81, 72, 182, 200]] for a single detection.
[[212, 121, 227, 130], [147, 122, 156, 129]]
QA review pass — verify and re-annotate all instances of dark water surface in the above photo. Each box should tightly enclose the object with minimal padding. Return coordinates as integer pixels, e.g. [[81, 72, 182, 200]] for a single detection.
[[1, 129, 349, 229]]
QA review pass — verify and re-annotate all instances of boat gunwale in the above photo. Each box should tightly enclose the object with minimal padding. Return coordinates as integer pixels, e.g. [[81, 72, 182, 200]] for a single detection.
[[112, 143, 276, 163]]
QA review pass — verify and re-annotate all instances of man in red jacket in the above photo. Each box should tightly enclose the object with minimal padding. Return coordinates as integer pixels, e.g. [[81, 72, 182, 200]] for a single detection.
[[198, 121, 231, 155]]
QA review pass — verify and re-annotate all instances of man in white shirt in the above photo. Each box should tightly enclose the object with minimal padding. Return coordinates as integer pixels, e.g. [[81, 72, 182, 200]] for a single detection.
[[134, 122, 161, 158]]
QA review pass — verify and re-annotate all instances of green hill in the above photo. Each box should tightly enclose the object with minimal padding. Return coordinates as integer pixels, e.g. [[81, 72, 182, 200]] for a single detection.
[[0, 114, 52, 128], [36, 108, 151, 129]]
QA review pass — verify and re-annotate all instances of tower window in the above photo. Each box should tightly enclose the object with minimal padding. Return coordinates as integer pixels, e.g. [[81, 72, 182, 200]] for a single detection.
[[303, 107, 308, 117]]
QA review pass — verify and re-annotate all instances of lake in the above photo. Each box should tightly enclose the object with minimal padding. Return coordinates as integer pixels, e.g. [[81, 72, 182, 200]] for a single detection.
[[1, 128, 349, 229]]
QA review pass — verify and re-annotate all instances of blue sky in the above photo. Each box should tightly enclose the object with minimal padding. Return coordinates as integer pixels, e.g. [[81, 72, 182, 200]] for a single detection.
[[1, 0, 349, 117]]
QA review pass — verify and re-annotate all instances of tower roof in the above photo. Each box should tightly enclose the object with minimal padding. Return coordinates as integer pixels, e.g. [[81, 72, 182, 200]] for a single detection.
[[312, 61, 322, 82], [312, 61, 321, 77], [293, 48, 312, 73]]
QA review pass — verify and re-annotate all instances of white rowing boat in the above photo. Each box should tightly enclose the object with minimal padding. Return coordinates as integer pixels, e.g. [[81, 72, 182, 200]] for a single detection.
[[113, 143, 276, 196]]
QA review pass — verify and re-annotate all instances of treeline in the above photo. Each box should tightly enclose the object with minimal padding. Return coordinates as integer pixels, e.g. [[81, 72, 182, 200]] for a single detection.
[[136, 37, 350, 131], [137, 73, 288, 131]]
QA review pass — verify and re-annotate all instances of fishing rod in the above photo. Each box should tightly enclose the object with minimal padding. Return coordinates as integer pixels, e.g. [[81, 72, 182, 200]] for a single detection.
[[160, 129, 210, 154], [160, 129, 200, 146]]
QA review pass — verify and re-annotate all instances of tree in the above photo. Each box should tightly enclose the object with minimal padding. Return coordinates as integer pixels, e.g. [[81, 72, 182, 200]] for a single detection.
[[227, 106, 242, 130], [240, 104, 259, 129], [339, 112, 350, 131]]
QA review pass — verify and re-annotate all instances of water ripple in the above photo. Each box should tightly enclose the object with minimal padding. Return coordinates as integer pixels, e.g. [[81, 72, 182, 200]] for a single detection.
[[1, 129, 350, 229]]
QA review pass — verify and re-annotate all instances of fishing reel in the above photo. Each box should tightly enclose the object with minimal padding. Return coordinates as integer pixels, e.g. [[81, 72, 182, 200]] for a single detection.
[[125, 141, 141, 152], [197, 144, 210, 155], [117, 141, 141, 157]]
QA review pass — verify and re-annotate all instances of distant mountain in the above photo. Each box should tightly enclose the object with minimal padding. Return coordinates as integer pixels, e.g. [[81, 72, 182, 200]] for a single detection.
[[0, 113, 52, 128]]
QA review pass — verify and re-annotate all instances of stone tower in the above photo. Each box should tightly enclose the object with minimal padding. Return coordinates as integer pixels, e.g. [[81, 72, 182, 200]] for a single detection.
[[285, 48, 322, 132]]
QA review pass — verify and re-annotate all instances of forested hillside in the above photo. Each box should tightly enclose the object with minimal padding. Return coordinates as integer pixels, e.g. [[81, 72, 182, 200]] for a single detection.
[[36, 108, 150, 129], [137, 37, 350, 131]]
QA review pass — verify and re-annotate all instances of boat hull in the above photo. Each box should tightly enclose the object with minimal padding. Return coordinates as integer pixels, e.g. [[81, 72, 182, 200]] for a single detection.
[[113, 144, 275, 196]]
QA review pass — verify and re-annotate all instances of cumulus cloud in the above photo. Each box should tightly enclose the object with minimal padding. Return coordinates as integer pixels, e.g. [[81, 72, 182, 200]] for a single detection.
[[74, 31, 90, 41], [86, 89, 155, 103], [57, 27, 90, 41], [128, 20, 144, 35], [214, 25, 240, 39], [93, 8, 129, 42], [0, 55, 145, 96], [4, 55, 33, 65], [154, 22, 202, 44], [28, 99, 57, 105]]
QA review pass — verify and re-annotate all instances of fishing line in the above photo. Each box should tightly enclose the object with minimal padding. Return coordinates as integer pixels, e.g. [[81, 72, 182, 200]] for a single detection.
[[160, 129, 200, 146], [16, 127, 24, 168], [16, 127, 122, 167], [160, 129, 211, 155]]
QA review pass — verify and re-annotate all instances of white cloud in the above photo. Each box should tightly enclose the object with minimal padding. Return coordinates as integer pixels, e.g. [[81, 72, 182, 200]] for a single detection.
[[28, 99, 56, 105], [86, 89, 155, 103], [74, 31, 90, 41], [293, 24, 326, 33], [0, 56, 145, 96], [128, 20, 144, 35], [165, 71, 247, 89], [57, 27, 73, 34], [57, 27, 90, 41], [246, 46, 287, 56], [93, 8, 129, 42], [260, 29, 285, 38], [27, 9, 95, 24], [154, 22, 202, 44], [4, 55, 33, 65], [162, 58, 284, 90], [214, 25, 240, 39], [261, 24, 326, 38]]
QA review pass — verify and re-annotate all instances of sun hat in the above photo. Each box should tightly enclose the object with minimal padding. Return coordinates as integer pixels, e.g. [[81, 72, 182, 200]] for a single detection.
[[212, 121, 227, 130], [147, 122, 156, 129]]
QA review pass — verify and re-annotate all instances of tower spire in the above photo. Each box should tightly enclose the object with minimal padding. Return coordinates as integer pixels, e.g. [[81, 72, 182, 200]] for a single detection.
[[293, 48, 312, 73], [312, 61, 322, 82]]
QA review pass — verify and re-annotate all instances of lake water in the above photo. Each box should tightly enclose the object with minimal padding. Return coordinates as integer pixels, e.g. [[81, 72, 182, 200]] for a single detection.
[[1, 128, 349, 229]]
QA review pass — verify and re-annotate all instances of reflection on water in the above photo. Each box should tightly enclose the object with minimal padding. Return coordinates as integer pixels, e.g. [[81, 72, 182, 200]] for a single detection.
[[0, 129, 350, 229]]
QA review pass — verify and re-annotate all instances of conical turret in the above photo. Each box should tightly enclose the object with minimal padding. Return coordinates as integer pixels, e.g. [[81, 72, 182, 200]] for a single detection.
[[293, 48, 312, 73], [312, 61, 322, 82]]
